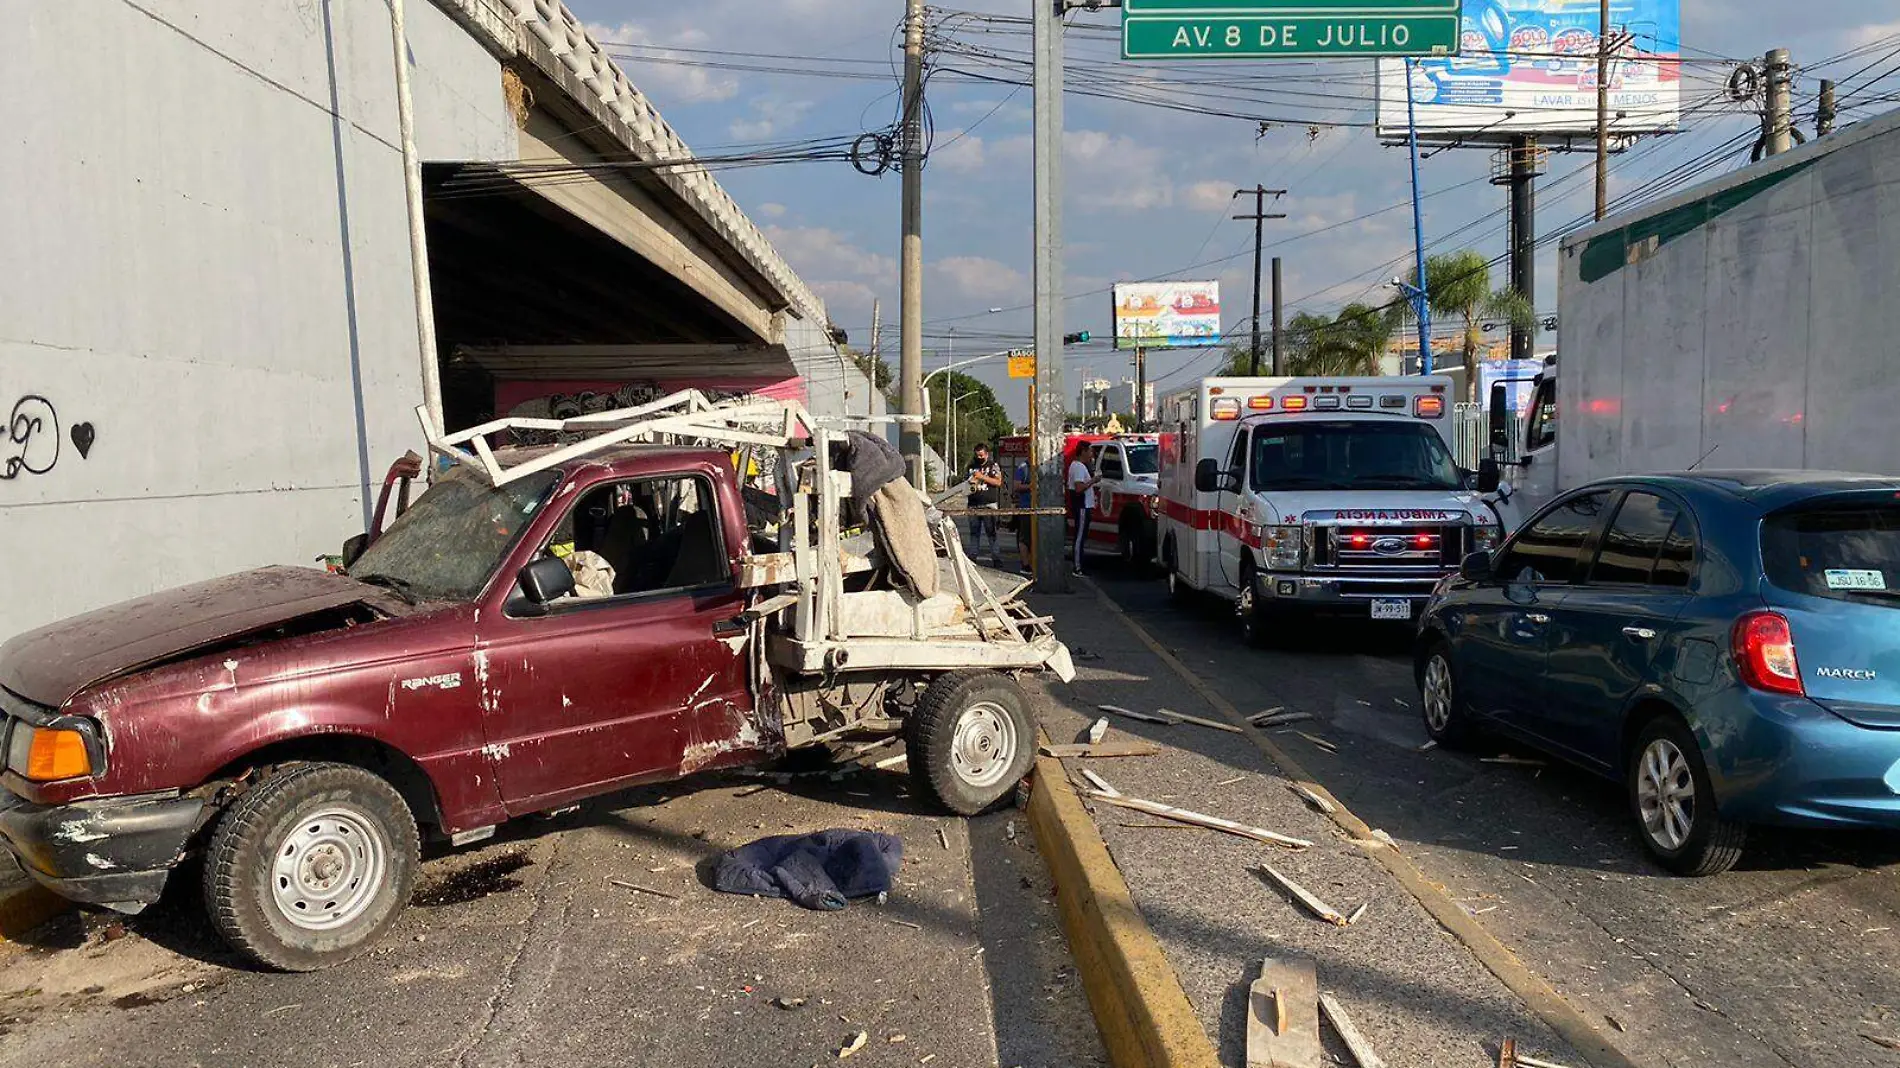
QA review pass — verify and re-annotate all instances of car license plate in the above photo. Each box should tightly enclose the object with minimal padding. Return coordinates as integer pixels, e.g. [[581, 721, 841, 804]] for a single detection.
[[1370, 599, 1413, 621]]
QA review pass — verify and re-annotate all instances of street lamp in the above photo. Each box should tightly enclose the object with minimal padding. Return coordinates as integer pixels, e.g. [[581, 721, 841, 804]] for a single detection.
[[1389, 277, 1433, 374]]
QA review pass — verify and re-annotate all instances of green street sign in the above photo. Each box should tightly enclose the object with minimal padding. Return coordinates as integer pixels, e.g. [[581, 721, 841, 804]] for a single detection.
[[1122, 3, 1461, 60]]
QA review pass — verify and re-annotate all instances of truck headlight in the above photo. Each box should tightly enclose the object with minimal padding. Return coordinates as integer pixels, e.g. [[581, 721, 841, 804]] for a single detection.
[[1472, 525, 1502, 553], [6, 722, 99, 782], [1263, 525, 1303, 570]]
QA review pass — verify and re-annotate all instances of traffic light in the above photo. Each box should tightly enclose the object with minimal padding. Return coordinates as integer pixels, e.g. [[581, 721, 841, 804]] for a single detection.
[[1063, 330, 1092, 345]]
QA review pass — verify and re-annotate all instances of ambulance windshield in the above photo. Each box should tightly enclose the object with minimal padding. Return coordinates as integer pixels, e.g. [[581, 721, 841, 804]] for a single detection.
[[1249, 421, 1461, 492]]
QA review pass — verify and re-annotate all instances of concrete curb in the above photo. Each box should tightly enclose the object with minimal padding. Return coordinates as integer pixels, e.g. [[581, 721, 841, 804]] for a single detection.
[[1026, 737, 1222, 1068], [0, 882, 68, 943], [1080, 577, 1644, 1068]]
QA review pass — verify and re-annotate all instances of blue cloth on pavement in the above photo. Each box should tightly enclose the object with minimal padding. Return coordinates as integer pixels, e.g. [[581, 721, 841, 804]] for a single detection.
[[710, 828, 904, 911]]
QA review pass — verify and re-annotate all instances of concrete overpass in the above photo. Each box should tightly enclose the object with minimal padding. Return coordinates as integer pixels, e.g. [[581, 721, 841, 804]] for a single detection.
[[0, 0, 876, 636]]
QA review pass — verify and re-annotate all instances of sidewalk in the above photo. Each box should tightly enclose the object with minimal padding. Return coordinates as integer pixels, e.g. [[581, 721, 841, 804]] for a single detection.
[[1024, 582, 1585, 1068]]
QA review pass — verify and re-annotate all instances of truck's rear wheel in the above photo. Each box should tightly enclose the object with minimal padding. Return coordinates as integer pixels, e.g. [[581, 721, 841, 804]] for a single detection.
[[908, 671, 1035, 816], [203, 763, 419, 972]]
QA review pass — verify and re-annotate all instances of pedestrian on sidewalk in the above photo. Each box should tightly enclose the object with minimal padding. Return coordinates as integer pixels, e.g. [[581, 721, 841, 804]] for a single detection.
[[1013, 455, 1034, 573], [1066, 451, 1099, 576], [965, 443, 1004, 563]]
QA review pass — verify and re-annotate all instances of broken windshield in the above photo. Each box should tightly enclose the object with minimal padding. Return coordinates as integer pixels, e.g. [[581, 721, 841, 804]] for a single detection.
[[350, 465, 560, 602]]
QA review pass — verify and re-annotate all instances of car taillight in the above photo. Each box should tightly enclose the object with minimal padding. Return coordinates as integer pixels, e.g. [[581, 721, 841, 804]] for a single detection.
[[1732, 611, 1803, 695]]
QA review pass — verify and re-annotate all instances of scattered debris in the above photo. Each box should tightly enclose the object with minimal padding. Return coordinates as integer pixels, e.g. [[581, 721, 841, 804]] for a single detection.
[[1216, 776, 1245, 786], [1154, 708, 1244, 734], [1605, 1015, 1625, 1033], [1481, 755, 1547, 767], [1083, 785, 1312, 848], [1098, 704, 1178, 725], [937, 826, 951, 851], [1369, 829, 1396, 848], [1251, 710, 1314, 728], [1514, 1053, 1576, 1068], [844, 737, 899, 761], [1087, 717, 1110, 744], [920, 1055, 937, 1064], [1319, 993, 1387, 1068], [1258, 864, 1350, 926], [1247, 957, 1322, 1068], [888, 1034, 908, 1044], [874, 753, 909, 770], [1862, 1033, 1900, 1051], [1497, 1036, 1517, 1068], [887, 918, 922, 930], [838, 1030, 869, 1059], [1040, 741, 1163, 759], [1417, 740, 1438, 753], [1295, 731, 1338, 753], [1345, 902, 1369, 926], [1471, 905, 1499, 916], [1078, 769, 1119, 796], [773, 996, 808, 1010], [1288, 783, 1337, 815], [1005, 819, 1019, 840], [608, 879, 680, 901]]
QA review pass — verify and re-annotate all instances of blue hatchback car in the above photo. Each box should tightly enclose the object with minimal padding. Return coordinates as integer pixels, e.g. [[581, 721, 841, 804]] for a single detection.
[[1416, 471, 1900, 876]]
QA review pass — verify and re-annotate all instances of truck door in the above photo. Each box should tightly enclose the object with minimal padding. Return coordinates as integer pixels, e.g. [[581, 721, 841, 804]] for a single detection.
[[476, 472, 759, 814], [1215, 425, 1251, 596], [1094, 444, 1124, 548]]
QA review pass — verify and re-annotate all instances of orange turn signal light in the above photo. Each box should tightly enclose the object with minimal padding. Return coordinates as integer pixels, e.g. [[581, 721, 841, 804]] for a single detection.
[[24, 728, 93, 781]]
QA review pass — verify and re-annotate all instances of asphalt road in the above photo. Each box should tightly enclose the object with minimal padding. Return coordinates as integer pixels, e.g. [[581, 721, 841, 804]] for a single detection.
[[0, 761, 1102, 1068], [1084, 561, 1900, 1068]]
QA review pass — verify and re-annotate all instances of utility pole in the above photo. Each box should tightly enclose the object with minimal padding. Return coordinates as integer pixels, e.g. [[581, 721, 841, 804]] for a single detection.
[[389, 0, 444, 440], [898, 0, 927, 485], [1033, 0, 1069, 589], [1270, 257, 1284, 375], [1403, 57, 1432, 371], [868, 298, 882, 419], [1505, 138, 1542, 360], [1818, 79, 1837, 137], [1133, 347, 1147, 430], [1593, 0, 1611, 220], [1233, 186, 1287, 376], [1764, 48, 1794, 157]]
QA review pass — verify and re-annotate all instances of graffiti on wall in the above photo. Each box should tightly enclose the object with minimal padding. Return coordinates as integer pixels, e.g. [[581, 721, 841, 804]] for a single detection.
[[2, 395, 95, 481]]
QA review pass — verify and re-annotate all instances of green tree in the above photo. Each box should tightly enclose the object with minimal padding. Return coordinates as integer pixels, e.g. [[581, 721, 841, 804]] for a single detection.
[[925, 371, 1013, 471], [845, 347, 894, 394], [1285, 302, 1394, 376], [1390, 251, 1536, 403]]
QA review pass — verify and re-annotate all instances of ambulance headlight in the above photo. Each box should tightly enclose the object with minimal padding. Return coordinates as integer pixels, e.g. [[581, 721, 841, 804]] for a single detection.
[[1263, 525, 1303, 570]]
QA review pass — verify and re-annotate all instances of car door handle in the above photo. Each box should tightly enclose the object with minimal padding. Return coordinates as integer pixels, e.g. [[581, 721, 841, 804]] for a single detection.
[[1525, 613, 1551, 625], [712, 616, 747, 637], [1623, 626, 1658, 641]]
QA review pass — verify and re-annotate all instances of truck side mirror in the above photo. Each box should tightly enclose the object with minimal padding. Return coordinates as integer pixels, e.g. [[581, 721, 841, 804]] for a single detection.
[[517, 556, 576, 608], [1477, 458, 1502, 494], [1460, 552, 1494, 582], [1194, 457, 1220, 493], [1487, 382, 1510, 451]]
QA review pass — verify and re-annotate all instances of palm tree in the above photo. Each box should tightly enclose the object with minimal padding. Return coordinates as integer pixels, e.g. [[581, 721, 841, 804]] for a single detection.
[[1391, 251, 1536, 403], [1215, 303, 1396, 378]]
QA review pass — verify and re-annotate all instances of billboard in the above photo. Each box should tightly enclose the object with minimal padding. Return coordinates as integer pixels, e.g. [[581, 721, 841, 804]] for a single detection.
[[1374, 0, 1680, 138], [1112, 282, 1223, 350]]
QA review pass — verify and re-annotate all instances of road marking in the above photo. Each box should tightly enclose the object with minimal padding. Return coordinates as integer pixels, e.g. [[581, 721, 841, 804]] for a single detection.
[[1078, 577, 1642, 1068]]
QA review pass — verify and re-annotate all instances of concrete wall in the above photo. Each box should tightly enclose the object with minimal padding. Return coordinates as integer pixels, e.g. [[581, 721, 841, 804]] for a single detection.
[[0, 0, 514, 637]]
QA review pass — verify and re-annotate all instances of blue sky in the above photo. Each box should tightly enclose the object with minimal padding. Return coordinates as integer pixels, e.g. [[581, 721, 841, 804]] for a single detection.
[[567, 0, 1900, 421]]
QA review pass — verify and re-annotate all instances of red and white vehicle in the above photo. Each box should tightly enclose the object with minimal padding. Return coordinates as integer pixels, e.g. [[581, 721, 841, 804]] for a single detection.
[[1157, 376, 1502, 644], [1077, 434, 1162, 565]]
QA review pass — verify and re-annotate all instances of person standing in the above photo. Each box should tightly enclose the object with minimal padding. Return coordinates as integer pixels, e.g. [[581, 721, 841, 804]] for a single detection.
[[965, 443, 1004, 564], [1066, 449, 1099, 576]]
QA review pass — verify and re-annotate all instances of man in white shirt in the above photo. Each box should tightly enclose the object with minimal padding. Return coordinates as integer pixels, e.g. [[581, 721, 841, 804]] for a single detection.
[[1066, 451, 1099, 576]]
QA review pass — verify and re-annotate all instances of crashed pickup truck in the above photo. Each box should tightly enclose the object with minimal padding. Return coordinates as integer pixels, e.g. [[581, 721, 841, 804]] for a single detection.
[[0, 393, 1071, 971]]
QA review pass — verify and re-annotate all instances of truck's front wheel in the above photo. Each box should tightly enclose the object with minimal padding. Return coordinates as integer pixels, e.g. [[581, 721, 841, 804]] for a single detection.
[[202, 763, 419, 972], [908, 671, 1035, 816]]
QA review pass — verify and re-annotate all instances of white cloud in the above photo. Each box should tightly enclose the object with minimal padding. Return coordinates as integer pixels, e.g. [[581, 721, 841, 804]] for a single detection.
[[728, 96, 814, 140], [1064, 130, 1174, 211], [763, 226, 898, 289], [1842, 20, 1900, 50], [934, 133, 987, 174], [930, 256, 1028, 302], [758, 202, 788, 219], [1183, 181, 1237, 211], [584, 21, 739, 104]]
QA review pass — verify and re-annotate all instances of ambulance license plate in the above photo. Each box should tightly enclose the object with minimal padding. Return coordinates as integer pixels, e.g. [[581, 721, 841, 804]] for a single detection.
[[1370, 599, 1413, 621]]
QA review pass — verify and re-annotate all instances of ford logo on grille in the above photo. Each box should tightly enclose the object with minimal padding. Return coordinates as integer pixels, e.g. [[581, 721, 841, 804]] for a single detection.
[[1372, 536, 1409, 556]]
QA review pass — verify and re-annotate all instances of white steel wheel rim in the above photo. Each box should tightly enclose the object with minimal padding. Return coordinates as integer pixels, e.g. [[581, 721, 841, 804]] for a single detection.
[[1637, 739, 1697, 851], [950, 700, 1018, 789], [270, 807, 389, 931], [1423, 656, 1454, 733]]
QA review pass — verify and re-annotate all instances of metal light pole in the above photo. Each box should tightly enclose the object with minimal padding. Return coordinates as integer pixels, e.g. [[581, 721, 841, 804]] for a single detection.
[[389, 0, 444, 440], [1405, 57, 1433, 372], [950, 388, 981, 476], [1032, 0, 1068, 589]]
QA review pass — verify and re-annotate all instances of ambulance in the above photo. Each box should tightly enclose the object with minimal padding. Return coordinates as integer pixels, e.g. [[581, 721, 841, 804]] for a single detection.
[[1157, 376, 1503, 643]]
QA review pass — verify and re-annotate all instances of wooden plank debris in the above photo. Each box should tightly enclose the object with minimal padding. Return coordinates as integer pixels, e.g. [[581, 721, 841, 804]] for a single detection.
[[1258, 865, 1349, 926], [608, 879, 679, 901], [1154, 708, 1245, 734], [1295, 732, 1338, 753], [1481, 755, 1546, 767], [1078, 768, 1120, 796], [874, 753, 909, 770], [937, 826, 950, 851], [1514, 1055, 1577, 1068], [1318, 993, 1386, 1068], [1497, 1037, 1517, 1068], [1288, 783, 1336, 815], [1039, 741, 1163, 759], [1345, 902, 1369, 926], [1097, 704, 1179, 726], [1246, 957, 1322, 1068], [1083, 791, 1312, 849], [1251, 710, 1314, 728], [1087, 717, 1110, 744]]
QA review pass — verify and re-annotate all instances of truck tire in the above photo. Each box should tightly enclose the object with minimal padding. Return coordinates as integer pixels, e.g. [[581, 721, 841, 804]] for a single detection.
[[202, 763, 420, 972], [907, 671, 1036, 816], [1237, 566, 1271, 647], [1164, 539, 1196, 606], [1628, 718, 1746, 877], [1118, 514, 1154, 571]]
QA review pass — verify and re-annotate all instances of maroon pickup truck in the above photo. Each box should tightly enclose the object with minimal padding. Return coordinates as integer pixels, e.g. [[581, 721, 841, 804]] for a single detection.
[[0, 443, 1066, 970]]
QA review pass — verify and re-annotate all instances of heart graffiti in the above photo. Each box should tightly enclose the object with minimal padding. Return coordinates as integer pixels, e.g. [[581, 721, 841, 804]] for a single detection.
[[2, 396, 93, 480], [71, 422, 96, 459]]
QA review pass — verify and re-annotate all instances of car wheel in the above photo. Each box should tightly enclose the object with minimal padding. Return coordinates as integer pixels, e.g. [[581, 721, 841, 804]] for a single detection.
[[1416, 641, 1478, 747], [907, 671, 1036, 816], [202, 763, 420, 971], [1628, 718, 1746, 876], [1237, 571, 1270, 647], [1118, 523, 1140, 569]]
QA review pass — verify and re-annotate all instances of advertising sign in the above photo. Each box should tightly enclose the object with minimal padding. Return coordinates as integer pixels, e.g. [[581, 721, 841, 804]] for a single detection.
[[1374, 0, 1680, 137], [1123, 0, 1461, 59], [1112, 282, 1224, 350]]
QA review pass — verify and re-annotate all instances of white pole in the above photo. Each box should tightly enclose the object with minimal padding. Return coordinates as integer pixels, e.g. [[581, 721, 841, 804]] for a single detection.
[[390, 0, 445, 440]]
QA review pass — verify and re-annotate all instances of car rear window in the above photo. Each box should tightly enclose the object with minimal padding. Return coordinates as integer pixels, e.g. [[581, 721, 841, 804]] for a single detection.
[[1761, 504, 1900, 604]]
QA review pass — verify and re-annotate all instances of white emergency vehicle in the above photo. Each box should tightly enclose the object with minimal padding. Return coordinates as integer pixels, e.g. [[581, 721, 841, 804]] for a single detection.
[[1157, 376, 1503, 643], [1078, 433, 1162, 565]]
